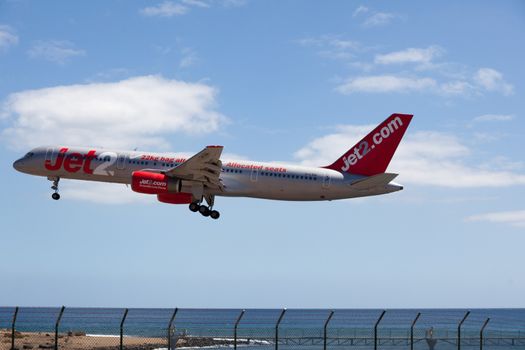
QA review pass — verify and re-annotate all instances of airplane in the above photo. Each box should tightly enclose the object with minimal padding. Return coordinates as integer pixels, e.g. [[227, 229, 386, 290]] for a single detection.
[[13, 113, 413, 219]]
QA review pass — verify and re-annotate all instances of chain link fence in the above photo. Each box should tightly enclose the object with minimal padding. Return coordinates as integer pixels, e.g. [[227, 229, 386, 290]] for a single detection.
[[1, 307, 524, 350]]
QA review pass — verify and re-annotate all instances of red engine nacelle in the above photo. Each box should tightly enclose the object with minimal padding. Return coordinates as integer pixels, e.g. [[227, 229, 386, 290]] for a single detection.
[[157, 193, 193, 204], [131, 171, 181, 194]]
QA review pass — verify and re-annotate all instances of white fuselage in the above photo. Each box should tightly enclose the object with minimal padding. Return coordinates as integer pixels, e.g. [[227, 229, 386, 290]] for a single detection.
[[13, 146, 403, 201]]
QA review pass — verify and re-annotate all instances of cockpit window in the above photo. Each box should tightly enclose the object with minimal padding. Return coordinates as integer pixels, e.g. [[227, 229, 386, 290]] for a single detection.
[[24, 152, 34, 158]]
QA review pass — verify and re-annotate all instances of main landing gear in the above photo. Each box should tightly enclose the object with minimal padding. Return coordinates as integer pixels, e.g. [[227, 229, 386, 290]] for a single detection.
[[50, 177, 61, 200], [189, 202, 220, 220]]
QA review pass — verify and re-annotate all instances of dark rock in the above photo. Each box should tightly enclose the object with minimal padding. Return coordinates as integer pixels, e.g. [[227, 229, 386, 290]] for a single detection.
[[177, 336, 239, 348]]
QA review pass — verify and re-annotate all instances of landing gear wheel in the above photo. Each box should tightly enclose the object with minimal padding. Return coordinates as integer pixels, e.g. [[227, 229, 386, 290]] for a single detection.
[[199, 205, 210, 217], [49, 177, 61, 200], [210, 210, 220, 220], [189, 202, 199, 212]]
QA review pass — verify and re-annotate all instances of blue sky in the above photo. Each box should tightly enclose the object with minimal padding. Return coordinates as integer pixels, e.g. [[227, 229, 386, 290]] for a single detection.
[[1, 0, 524, 308]]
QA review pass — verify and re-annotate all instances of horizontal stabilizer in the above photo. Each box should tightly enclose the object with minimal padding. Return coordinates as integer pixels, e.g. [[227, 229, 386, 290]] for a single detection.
[[350, 173, 398, 190]]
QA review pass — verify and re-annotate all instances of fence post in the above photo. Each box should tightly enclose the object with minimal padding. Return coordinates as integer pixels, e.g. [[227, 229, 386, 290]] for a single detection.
[[323, 310, 334, 350], [410, 312, 421, 350], [10, 306, 19, 350], [479, 318, 490, 350], [234, 309, 245, 350], [167, 308, 178, 350], [458, 311, 470, 350], [275, 308, 287, 350], [374, 310, 386, 350], [54, 306, 65, 350], [120, 308, 129, 350]]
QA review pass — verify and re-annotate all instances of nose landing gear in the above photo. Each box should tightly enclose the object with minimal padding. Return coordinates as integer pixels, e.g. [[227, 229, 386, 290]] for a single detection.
[[49, 177, 60, 200]]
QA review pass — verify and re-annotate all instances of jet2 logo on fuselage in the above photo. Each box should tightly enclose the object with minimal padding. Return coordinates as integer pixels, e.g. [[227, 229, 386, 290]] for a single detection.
[[45, 147, 97, 174]]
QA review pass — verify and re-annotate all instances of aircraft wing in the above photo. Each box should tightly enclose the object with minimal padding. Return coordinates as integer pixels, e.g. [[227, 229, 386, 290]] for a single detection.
[[350, 173, 398, 190], [165, 146, 224, 191]]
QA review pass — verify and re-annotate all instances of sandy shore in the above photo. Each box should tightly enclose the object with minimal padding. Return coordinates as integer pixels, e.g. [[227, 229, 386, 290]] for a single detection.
[[0, 330, 253, 350], [1, 330, 167, 350]]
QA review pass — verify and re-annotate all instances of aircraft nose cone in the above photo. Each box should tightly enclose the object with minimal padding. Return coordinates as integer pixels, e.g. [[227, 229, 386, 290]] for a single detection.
[[13, 158, 24, 172]]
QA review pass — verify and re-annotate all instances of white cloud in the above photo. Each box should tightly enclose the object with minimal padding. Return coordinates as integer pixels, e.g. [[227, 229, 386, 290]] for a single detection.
[[439, 80, 474, 95], [62, 181, 153, 205], [140, 0, 241, 17], [473, 68, 514, 96], [299, 33, 514, 98], [335, 72, 511, 97], [297, 36, 359, 50], [297, 35, 361, 61], [294, 124, 373, 165], [28, 40, 85, 64], [140, 1, 188, 17], [363, 12, 397, 27], [472, 114, 514, 123], [294, 125, 525, 188], [352, 5, 369, 17], [336, 75, 436, 94], [87, 68, 131, 83], [375, 46, 444, 65], [466, 210, 525, 228], [179, 47, 198, 68], [1, 75, 228, 150], [0, 25, 18, 51], [352, 5, 398, 27], [182, 0, 210, 7], [329, 38, 360, 50], [220, 0, 247, 7]]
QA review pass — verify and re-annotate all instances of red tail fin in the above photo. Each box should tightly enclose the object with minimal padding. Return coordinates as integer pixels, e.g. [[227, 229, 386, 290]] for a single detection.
[[324, 113, 413, 176]]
